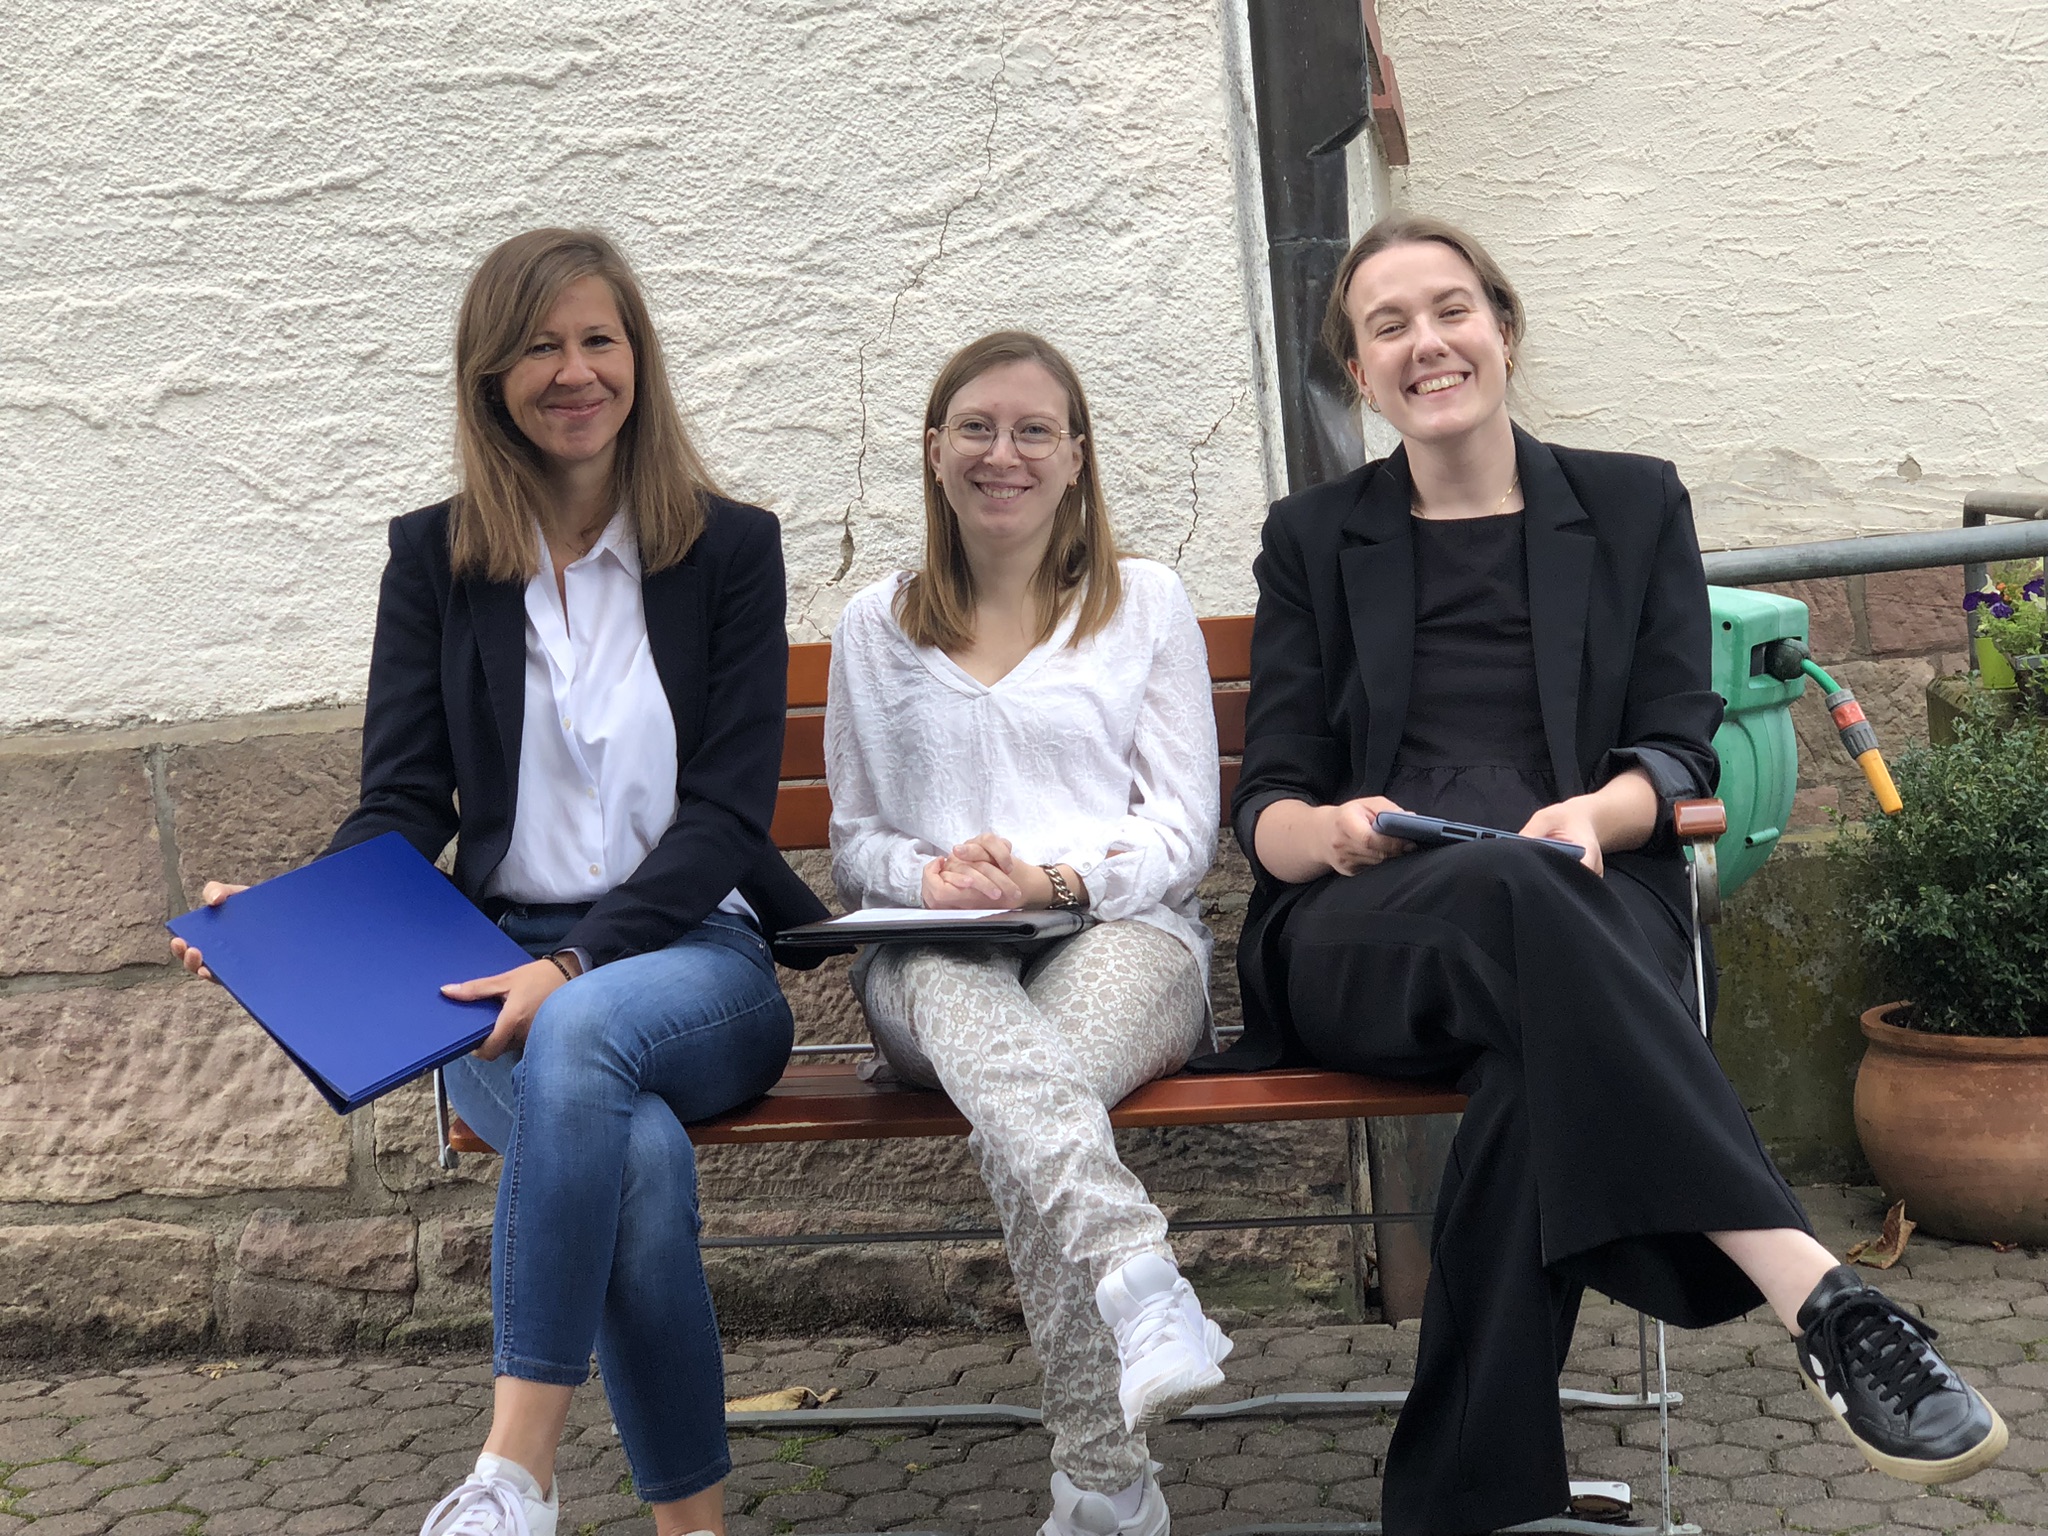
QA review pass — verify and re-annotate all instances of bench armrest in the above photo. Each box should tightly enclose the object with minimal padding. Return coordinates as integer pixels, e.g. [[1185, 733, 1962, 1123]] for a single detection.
[[1671, 798, 1728, 843], [1672, 797, 1725, 927]]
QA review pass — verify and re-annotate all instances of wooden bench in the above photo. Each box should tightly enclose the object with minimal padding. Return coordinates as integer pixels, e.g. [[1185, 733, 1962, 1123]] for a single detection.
[[446, 612, 1726, 1226], [438, 614, 1726, 1535]]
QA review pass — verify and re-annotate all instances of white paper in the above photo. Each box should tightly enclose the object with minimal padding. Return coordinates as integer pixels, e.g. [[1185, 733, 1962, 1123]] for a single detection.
[[817, 907, 1019, 927]]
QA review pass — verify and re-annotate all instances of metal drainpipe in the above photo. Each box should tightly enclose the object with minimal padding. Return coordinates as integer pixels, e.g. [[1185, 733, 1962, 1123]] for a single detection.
[[1246, 0, 1374, 492]]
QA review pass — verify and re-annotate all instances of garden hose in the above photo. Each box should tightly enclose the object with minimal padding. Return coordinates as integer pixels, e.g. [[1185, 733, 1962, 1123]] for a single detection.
[[1801, 658, 1902, 814], [1759, 640, 1903, 814]]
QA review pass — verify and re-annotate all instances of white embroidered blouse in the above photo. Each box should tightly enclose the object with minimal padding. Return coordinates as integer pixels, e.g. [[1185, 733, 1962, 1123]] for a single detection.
[[825, 558, 1219, 983]]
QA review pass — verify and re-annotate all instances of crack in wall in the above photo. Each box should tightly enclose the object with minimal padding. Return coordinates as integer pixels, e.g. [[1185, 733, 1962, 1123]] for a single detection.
[[831, 340, 872, 589], [797, 2, 1012, 634], [1175, 391, 1247, 567]]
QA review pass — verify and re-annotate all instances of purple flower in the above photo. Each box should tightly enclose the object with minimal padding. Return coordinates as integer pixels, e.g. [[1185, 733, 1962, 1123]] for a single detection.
[[1992, 601, 2015, 619], [1965, 590, 1988, 611], [2028, 577, 2045, 600]]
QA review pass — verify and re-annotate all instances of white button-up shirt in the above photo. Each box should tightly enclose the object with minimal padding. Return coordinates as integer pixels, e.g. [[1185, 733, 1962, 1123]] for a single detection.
[[825, 559, 1217, 984], [487, 513, 751, 924]]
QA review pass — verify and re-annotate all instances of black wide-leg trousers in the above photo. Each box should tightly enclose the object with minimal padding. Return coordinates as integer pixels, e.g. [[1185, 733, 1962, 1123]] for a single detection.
[[1278, 839, 1810, 1536]]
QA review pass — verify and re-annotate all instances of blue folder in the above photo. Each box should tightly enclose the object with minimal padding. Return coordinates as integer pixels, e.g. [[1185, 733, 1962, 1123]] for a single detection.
[[165, 832, 534, 1114]]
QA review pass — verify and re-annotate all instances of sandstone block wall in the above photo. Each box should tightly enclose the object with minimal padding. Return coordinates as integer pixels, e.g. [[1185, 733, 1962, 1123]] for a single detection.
[[0, 712, 1362, 1357]]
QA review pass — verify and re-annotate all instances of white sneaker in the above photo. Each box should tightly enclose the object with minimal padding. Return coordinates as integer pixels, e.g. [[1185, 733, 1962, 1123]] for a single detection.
[[1094, 1253, 1232, 1432], [419, 1452, 558, 1536], [1039, 1465, 1170, 1536]]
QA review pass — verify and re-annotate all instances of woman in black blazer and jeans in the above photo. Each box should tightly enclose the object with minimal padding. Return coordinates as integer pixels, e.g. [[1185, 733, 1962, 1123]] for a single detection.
[[174, 228, 826, 1536], [1228, 215, 2003, 1534]]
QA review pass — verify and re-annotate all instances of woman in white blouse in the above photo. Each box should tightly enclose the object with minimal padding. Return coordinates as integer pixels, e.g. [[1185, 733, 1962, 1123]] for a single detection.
[[826, 331, 1226, 1536]]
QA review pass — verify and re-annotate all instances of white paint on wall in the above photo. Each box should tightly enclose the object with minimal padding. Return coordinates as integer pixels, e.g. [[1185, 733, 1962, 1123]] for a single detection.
[[1381, 0, 2048, 551], [0, 1, 1274, 729]]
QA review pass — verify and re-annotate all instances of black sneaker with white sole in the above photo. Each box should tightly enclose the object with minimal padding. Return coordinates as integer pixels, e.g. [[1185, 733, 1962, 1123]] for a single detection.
[[1795, 1264, 2007, 1484]]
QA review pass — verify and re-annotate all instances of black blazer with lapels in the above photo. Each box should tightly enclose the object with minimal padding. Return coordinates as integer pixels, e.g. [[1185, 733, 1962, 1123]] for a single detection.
[[327, 495, 829, 968], [1223, 425, 1724, 1068]]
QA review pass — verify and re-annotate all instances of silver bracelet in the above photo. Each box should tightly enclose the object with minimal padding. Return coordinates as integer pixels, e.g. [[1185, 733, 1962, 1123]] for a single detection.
[[1040, 864, 1083, 910]]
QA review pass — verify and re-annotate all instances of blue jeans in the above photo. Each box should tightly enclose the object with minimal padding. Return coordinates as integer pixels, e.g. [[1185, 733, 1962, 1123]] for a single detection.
[[443, 906, 793, 1503]]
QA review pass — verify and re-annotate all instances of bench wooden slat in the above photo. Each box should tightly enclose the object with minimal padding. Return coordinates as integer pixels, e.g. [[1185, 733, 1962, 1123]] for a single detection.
[[1213, 688, 1246, 756], [684, 1062, 1465, 1146], [1201, 615, 1253, 682], [446, 1062, 1465, 1155], [790, 643, 831, 709], [782, 712, 825, 779], [770, 784, 832, 850]]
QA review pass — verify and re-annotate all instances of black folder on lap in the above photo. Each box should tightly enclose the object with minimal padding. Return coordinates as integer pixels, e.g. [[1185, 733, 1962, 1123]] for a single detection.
[[775, 907, 1096, 949], [164, 833, 533, 1114]]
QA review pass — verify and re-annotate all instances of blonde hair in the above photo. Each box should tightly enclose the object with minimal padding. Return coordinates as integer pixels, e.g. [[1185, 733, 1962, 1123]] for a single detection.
[[450, 227, 721, 580], [896, 331, 1123, 652], [1321, 214, 1527, 399]]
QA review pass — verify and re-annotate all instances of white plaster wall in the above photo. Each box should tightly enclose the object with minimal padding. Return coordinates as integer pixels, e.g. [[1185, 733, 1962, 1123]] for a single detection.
[[0, 1, 1274, 729], [1380, 0, 2048, 550]]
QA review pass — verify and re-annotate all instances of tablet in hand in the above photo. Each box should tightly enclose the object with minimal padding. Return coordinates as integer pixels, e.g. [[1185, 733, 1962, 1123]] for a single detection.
[[1371, 810, 1586, 863]]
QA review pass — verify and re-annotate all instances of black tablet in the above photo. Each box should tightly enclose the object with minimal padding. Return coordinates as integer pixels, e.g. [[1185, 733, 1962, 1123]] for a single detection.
[[1372, 811, 1587, 863]]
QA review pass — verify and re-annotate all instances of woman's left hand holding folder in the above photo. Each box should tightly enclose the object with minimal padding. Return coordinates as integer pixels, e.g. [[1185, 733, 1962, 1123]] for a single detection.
[[168, 879, 250, 980], [442, 959, 574, 1061]]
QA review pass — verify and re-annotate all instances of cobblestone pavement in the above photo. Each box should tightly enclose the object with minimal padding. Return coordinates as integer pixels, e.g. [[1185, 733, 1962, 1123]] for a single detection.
[[3, 1188, 2046, 1536]]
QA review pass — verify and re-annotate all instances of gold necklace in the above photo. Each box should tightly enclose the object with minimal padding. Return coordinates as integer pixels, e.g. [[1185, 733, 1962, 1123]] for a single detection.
[[1413, 474, 1520, 520]]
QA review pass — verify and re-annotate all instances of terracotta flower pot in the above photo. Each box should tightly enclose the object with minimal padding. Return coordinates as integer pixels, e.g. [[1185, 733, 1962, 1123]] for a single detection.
[[1854, 1003, 2048, 1244]]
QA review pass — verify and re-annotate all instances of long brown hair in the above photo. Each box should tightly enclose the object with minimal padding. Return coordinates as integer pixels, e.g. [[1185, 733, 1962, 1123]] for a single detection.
[[450, 227, 721, 580], [1320, 214, 1527, 398], [895, 331, 1122, 651]]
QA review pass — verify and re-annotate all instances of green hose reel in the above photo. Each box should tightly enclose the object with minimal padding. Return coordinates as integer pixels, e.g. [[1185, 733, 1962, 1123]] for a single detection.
[[1704, 586, 1809, 896]]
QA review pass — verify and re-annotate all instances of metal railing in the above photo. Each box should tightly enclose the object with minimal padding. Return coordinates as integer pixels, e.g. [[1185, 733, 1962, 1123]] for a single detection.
[[1702, 493, 2048, 586]]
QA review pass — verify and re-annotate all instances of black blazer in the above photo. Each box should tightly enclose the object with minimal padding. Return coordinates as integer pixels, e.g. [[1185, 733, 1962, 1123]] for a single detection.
[[1224, 426, 1723, 1067], [328, 495, 829, 968]]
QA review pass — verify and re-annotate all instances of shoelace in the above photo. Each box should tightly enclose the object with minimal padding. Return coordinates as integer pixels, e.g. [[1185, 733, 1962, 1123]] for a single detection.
[[1820, 1293, 1948, 1415], [419, 1476, 533, 1536], [1117, 1283, 1194, 1359]]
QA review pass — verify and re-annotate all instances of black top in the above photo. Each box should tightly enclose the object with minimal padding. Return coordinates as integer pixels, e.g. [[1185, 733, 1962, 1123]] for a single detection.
[[326, 496, 831, 968], [1385, 513, 1558, 829], [1217, 427, 1724, 1069]]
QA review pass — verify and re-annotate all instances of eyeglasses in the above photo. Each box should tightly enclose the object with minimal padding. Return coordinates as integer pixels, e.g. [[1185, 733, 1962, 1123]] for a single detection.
[[939, 416, 1077, 461]]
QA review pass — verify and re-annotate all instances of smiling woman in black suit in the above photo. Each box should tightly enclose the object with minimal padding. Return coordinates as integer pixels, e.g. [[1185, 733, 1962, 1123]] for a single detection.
[[1225, 215, 2004, 1534], [172, 228, 826, 1536]]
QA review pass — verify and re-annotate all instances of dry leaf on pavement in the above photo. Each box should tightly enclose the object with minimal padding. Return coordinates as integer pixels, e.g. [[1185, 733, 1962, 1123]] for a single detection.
[[1845, 1199, 1915, 1269]]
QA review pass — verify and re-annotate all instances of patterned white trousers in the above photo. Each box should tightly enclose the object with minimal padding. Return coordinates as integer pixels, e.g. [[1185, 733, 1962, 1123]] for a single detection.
[[857, 920, 1209, 1492]]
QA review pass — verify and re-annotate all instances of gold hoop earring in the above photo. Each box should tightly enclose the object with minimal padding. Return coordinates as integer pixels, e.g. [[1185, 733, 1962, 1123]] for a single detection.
[[1364, 393, 1381, 415], [1505, 356, 1516, 378]]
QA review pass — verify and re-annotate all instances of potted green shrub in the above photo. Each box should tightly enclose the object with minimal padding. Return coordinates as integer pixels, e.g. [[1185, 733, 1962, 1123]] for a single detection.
[[1834, 714, 2048, 1243]]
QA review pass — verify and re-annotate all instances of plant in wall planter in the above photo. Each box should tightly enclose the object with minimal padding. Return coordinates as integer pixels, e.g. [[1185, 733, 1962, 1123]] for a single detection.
[[1834, 715, 2048, 1244], [1964, 575, 2045, 699]]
